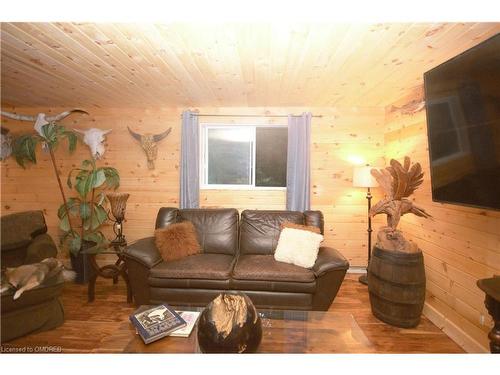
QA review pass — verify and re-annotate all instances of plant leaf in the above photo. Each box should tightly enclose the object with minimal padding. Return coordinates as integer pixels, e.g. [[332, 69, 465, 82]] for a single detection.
[[101, 167, 120, 189], [58, 197, 81, 219], [59, 215, 70, 232], [80, 202, 91, 220], [81, 159, 94, 169], [96, 192, 106, 206], [66, 168, 81, 189], [12, 134, 40, 167], [69, 235, 82, 255], [91, 205, 108, 230], [64, 131, 78, 153], [75, 169, 92, 198], [93, 169, 106, 188]]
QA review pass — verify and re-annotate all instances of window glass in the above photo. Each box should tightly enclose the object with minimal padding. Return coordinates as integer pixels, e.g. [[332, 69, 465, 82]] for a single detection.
[[255, 127, 288, 187], [207, 128, 253, 185]]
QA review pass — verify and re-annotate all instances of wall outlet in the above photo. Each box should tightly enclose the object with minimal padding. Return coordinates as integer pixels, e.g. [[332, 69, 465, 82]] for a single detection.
[[479, 314, 485, 326]]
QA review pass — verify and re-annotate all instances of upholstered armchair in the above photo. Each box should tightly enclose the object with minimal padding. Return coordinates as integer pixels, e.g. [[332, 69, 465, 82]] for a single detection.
[[1, 210, 65, 342]]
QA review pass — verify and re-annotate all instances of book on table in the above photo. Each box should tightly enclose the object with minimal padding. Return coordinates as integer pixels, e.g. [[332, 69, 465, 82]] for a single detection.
[[169, 311, 201, 337], [129, 303, 186, 344]]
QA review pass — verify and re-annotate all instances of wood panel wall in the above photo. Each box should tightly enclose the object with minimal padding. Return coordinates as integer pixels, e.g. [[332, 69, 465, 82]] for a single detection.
[[384, 87, 500, 352], [0, 105, 385, 266]]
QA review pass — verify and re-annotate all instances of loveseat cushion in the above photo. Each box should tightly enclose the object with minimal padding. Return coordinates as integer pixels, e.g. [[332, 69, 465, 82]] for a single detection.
[[149, 254, 234, 280], [233, 255, 316, 283], [148, 277, 231, 290], [239, 210, 305, 255], [231, 277, 316, 294], [155, 208, 239, 255]]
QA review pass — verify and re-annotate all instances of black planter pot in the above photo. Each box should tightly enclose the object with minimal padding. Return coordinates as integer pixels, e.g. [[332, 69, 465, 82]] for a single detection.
[[70, 241, 96, 284]]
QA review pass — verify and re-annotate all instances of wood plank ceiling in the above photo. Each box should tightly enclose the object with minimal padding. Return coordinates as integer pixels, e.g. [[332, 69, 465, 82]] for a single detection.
[[1, 22, 499, 109]]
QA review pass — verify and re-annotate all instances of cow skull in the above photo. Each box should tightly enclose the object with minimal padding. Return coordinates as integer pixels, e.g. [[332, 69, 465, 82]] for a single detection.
[[1, 109, 89, 137], [74, 128, 112, 160], [127, 126, 172, 169]]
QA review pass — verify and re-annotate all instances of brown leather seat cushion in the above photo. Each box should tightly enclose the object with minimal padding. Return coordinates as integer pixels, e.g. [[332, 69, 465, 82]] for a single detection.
[[1, 275, 64, 313], [233, 255, 315, 283], [149, 254, 234, 280]]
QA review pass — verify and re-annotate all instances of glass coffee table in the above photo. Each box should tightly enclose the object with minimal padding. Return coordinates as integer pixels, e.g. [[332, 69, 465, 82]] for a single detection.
[[96, 307, 376, 353]]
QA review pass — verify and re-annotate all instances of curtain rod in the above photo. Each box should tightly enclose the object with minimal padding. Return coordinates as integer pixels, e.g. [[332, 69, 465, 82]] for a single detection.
[[182, 113, 323, 118]]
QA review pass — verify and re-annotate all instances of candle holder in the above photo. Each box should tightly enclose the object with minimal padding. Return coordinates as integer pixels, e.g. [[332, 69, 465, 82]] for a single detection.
[[106, 192, 130, 247]]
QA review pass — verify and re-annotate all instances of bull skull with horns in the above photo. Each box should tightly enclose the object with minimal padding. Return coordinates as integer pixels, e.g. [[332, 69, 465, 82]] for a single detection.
[[73, 128, 112, 160], [1, 109, 89, 137], [127, 126, 172, 169]]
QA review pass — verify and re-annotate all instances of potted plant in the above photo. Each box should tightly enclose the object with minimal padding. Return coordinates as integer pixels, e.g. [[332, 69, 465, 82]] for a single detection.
[[12, 121, 79, 234], [58, 158, 120, 283]]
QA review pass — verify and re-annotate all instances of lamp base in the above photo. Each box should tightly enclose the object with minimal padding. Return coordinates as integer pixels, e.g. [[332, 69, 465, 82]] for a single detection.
[[358, 274, 368, 285]]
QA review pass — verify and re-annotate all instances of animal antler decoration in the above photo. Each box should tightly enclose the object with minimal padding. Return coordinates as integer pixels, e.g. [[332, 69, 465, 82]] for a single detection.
[[1, 109, 89, 137], [370, 156, 432, 252], [128, 126, 172, 169]]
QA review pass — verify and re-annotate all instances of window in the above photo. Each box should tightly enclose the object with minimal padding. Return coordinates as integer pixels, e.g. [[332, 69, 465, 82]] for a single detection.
[[201, 125, 288, 189]]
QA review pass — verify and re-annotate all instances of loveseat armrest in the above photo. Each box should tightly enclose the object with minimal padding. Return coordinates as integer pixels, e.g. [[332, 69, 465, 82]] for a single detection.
[[313, 246, 349, 278], [123, 237, 163, 269]]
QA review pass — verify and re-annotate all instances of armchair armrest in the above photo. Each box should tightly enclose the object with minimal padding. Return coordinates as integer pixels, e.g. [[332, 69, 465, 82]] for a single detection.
[[123, 237, 163, 269], [313, 246, 349, 278]]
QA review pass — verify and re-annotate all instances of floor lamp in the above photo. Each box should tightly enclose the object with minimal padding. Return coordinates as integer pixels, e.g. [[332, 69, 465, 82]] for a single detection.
[[353, 165, 379, 285]]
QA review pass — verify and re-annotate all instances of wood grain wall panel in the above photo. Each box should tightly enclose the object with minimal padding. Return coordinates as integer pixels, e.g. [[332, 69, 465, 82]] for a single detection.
[[0, 106, 385, 267], [384, 89, 500, 352], [2, 23, 498, 109]]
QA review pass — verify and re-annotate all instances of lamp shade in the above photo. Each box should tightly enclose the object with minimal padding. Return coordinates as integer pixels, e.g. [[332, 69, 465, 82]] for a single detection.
[[106, 192, 130, 221], [353, 165, 379, 188]]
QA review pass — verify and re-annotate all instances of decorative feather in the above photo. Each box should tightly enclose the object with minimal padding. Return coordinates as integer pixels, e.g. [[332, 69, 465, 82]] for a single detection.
[[402, 162, 424, 198], [403, 156, 411, 172], [389, 159, 408, 200], [370, 199, 390, 217], [409, 204, 432, 219], [371, 168, 393, 198]]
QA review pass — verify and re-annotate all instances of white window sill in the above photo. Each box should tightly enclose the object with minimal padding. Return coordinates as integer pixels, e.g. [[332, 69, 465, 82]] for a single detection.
[[200, 185, 287, 191]]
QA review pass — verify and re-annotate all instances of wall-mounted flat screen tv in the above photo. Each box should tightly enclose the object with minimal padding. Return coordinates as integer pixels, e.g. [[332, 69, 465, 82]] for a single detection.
[[424, 33, 500, 211]]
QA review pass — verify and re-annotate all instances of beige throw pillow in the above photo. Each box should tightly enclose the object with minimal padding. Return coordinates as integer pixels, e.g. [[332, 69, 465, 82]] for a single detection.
[[274, 227, 324, 269]]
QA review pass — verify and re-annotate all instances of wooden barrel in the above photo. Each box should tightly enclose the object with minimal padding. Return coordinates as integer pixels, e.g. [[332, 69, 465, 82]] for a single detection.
[[367, 246, 426, 328]]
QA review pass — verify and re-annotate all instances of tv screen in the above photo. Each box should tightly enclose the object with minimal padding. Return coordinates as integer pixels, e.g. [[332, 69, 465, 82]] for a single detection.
[[424, 33, 500, 211]]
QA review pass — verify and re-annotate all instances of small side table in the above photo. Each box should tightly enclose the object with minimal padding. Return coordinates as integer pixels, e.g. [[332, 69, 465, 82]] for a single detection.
[[477, 276, 500, 353], [87, 242, 133, 303]]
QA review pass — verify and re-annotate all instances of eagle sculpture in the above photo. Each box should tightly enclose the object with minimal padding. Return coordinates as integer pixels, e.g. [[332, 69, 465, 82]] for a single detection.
[[370, 156, 432, 251]]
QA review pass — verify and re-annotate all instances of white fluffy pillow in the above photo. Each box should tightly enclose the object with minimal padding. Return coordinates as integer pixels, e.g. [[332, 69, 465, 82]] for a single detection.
[[274, 228, 324, 268]]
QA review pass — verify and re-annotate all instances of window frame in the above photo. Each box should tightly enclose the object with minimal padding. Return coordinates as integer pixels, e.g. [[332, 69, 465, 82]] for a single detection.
[[200, 123, 288, 191]]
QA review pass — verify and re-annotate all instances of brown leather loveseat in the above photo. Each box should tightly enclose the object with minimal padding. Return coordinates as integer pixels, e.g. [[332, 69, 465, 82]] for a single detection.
[[124, 208, 349, 311]]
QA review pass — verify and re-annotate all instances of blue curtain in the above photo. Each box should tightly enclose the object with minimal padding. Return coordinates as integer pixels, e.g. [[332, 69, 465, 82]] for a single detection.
[[180, 110, 199, 208], [286, 112, 312, 211]]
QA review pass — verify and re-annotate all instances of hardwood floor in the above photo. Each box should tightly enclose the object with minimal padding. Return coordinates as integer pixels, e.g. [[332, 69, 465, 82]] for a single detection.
[[1, 274, 464, 353]]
